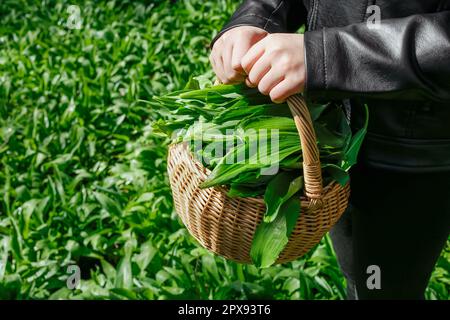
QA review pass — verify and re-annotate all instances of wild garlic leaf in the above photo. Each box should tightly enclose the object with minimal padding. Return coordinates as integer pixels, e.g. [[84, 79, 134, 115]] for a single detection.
[[263, 171, 303, 223], [250, 195, 301, 268], [342, 105, 369, 171]]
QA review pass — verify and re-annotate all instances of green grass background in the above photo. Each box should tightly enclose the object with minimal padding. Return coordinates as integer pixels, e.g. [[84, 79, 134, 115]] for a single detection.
[[0, 0, 448, 299]]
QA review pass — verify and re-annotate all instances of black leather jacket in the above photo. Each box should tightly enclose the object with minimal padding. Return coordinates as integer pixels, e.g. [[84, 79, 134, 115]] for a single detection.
[[211, 0, 450, 172]]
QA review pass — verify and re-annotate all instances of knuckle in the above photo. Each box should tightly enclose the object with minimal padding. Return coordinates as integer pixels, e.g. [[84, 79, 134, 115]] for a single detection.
[[235, 28, 245, 37], [269, 42, 282, 54], [272, 45, 282, 53], [277, 55, 291, 71], [216, 37, 224, 47], [286, 74, 303, 92], [293, 75, 305, 88], [280, 53, 291, 63], [222, 35, 232, 44]]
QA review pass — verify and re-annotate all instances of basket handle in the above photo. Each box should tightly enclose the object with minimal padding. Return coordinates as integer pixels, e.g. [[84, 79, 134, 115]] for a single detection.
[[213, 79, 323, 200], [286, 95, 323, 200]]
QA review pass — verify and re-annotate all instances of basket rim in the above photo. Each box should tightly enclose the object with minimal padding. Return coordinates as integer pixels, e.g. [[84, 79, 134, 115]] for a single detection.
[[168, 142, 348, 208]]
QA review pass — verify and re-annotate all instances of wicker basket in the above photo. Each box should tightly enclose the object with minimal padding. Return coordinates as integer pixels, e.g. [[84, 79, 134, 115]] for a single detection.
[[167, 94, 350, 264]]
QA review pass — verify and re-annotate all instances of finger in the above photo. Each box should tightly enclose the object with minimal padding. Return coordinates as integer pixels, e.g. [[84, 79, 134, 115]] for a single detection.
[[209, 53, 217, 74], [223, 43, 245, 83], [212, 53, 226, 83], [233, 31, 269, 75], [269, 79, 302, 103], [245, 77, 256, 88], [241, 38, 267, 74], [247, 53, 272, 86], [217, 55, 227, 83], [210, 54, 224, 83], [231, 39, 252, 75], [257, 69, 285, 96], [211, 41, 227, 82]]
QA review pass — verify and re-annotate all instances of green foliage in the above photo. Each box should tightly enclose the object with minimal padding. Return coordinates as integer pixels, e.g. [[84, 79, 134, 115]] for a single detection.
[[0, 0, 448, 300]]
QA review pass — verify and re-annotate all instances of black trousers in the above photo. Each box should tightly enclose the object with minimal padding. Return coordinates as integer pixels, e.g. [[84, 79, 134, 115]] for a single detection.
[[330, 162, 450, 300]]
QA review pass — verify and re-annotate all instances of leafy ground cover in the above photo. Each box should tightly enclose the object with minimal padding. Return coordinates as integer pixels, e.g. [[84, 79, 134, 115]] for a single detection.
[[0, 0, 448, 299]]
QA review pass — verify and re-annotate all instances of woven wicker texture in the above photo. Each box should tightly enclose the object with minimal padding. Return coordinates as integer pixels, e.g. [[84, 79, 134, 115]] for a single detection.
[[167, 95, 350, 264]]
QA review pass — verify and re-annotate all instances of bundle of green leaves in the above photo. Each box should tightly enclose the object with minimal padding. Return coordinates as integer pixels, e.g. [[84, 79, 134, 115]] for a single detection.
[[150, 75, 368, 267]]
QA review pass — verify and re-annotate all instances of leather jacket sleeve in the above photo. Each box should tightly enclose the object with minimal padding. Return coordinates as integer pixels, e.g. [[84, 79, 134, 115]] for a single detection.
[[304, 11, 450, 103], [210, 0, 307, 48]]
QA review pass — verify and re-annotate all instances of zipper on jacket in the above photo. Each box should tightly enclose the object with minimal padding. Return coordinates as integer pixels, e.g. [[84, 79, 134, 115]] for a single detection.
[[307, 0, 319, 30]]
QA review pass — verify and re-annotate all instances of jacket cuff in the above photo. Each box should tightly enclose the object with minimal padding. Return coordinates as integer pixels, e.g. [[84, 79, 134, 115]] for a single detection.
[[303, 29, 327, 101]]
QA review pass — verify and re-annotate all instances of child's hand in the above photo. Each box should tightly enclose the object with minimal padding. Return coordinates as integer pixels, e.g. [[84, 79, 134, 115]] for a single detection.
[[210, 26, 268, 84], [241, 33, 306, 103]]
